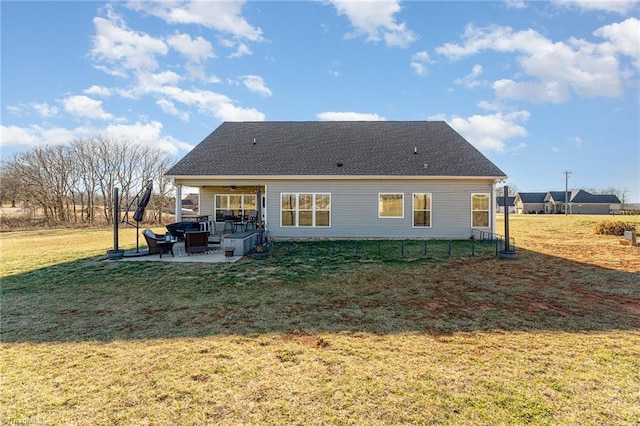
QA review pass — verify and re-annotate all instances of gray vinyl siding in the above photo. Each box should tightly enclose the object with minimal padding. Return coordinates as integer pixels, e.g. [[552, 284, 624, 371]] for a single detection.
[[571, 204, 619, 214], [264, 179, 494, 239]]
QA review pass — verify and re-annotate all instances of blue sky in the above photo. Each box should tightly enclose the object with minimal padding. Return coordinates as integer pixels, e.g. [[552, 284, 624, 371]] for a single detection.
[[2, 0, 639, 201]]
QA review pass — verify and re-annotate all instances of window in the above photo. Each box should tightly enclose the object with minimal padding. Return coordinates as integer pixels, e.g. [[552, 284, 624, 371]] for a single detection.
[[472, 193, 490, 227], [215, 194, 256, 221], [281, 193, 330, 227], [379, 193, 404, 218], [413, 193, 431, 227]]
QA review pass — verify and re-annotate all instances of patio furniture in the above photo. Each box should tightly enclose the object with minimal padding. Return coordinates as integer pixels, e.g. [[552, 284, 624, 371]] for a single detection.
[[223, 210, 235, 233], [206, 221, 223, 249], [245, 210, 257, 230], [142, 228, 164, 255], [157, 239, 177, 258], [166, 221, 200, 240], [184, 231, 210, 255]]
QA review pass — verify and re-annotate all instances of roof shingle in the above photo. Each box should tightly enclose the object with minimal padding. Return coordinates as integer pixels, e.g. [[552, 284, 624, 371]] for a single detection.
[[167, 121, 506, 178]]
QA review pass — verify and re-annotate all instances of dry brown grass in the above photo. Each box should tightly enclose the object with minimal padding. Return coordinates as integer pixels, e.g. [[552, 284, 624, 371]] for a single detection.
[[1, 214, 639, 424]]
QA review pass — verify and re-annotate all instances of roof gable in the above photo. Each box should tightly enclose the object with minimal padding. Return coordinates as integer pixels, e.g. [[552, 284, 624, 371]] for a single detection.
[[167, 121, 506, 178], [516, 192, 547, 203]]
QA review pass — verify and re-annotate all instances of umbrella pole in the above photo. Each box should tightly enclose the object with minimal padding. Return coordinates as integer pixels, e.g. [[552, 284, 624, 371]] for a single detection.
[[136, 220, 140, 253]]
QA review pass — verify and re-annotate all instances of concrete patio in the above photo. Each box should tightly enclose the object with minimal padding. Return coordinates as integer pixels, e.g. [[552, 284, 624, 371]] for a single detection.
[[120, 242, 243, 263]]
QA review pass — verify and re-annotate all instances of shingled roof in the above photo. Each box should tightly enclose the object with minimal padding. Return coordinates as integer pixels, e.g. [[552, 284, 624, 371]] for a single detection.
[[166, 121, 506, 178], [516, 192, 547, 203]]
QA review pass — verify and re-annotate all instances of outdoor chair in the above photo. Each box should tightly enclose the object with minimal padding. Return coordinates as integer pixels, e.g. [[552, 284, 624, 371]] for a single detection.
[[205, 221, 222, 249], [142, 228, 164, 255], [184, 231, 210, 255], [245, 210, 257, 230], [222, 210, 234, 233]]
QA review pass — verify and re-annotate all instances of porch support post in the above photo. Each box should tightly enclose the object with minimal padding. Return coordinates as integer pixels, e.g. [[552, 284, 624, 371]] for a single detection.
[[175, 184, 182, 222], [491, 182, 497, 237]]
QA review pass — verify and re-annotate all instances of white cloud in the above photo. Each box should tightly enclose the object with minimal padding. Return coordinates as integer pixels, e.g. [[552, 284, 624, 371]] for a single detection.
[[6, 105, 23, 116], [91, 10, 168, 75], [31, 102, 59, 118], [411, 50, 431, 76], [567, 136, 583, 147], [151, 85, 265, 121], [83, 85, 112, 97], [430, 111, 530, 152], [126, 0, 263, 41], [0, 121, 192, 154], [167, 32, 214, 63], [505, 0, 527, 9], [228, 42, 253, 58], [316, 111, 386, 121], [552, 0, 639, 14], [493, 79, 571, 103], [436, 23, 629, 102], [240, 75, 272, 97], [63, 95, 114, 120], [594, 17, 640, 69], [328, 0, 416, 48], [156, 98, 190, 122], [455, 64, 483, 88]]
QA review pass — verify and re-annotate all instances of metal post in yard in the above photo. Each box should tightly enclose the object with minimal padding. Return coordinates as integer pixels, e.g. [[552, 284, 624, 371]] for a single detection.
[[424, 240, 427, 255], [504, 185, 510, 252], [448, 240, 452, 256], [113, 187, 119, 251], [401, 240, 404, 257], [354, 240, 358, 256]]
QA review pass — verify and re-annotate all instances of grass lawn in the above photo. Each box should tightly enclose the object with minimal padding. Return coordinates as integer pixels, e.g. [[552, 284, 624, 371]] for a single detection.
[[1, 216, 639, 424]]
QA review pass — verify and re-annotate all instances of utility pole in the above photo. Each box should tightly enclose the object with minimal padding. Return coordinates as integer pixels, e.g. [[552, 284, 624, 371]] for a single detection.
[[564, 170, 572, 215]]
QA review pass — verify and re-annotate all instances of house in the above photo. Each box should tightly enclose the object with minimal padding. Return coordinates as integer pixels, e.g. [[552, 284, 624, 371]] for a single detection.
[[496, 196, 515, 213], [515, 190, 622, 214], [166, 121, 507, 239], [514, 192, 546, 214], [563, 190, 621, 214]]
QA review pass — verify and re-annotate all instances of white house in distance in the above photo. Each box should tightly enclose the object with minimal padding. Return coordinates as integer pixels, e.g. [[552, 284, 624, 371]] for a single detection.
[[166, 121, 507, 239]]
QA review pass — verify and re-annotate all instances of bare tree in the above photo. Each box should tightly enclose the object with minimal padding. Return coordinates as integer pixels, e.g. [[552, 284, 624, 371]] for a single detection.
[[2, 135, 176, 226], [498, 182, 519, 197]]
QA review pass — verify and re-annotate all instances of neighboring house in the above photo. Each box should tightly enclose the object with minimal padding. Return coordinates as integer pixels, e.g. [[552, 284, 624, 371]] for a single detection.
[[565, 190, 621, 214], [496, 196, 515, 213], [545, 191, 570, 214], [166, 121, 507, 239], [185, 193, 200, 212], [514, 192, 546, 214], [181, 199, 195, 211], [516, 190, 622, 214]]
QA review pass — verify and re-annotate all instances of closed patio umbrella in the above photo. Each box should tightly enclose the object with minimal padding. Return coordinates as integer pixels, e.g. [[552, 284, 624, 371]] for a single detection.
[[133, 181, 153, 223]]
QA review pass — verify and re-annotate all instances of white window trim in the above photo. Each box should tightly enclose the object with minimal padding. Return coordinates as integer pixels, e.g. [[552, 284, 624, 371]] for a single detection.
[[471, 193, 490, 228], [280, 193, 331, 228], [412, 193, 432, 228], [378, 193, 404, 219], [214, 193, 256, 220]]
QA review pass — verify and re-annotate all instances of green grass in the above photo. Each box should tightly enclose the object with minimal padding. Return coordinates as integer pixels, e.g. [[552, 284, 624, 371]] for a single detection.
[[1, 216, 639, 424]]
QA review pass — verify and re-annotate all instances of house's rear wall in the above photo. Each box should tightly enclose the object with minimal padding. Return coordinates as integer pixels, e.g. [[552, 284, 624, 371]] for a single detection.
[[196, 179, 495, 239]]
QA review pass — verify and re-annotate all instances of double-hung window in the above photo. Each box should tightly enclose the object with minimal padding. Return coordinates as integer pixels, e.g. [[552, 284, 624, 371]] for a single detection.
[[378, 193, 404, 218], [472, 193, 490, 227], [281, 193, 330, 227], [412, 193, 432, 227]]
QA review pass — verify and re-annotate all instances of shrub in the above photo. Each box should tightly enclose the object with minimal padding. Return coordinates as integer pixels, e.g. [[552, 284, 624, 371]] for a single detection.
[[593, 220, 637, 236]]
